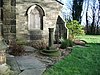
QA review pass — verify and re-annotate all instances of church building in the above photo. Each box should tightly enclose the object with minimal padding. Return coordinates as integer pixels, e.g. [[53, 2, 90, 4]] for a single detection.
[[0, 0, 67, 44]]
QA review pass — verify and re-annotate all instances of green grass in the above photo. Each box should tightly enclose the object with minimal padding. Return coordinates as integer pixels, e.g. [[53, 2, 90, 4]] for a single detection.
[[76, 35, 100, 43], [43, 35, 100, 75]]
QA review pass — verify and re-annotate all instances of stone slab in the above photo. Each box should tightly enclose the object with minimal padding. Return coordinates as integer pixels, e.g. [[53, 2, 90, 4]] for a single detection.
[[15, 56, 46, 71], [23, 46, 37, 52], [19, 69, 45, 75], [6, 56, 21, 74]]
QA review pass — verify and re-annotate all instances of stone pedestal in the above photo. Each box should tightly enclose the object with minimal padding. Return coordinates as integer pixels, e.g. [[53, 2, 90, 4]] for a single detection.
[[40, 28, 61, 57]]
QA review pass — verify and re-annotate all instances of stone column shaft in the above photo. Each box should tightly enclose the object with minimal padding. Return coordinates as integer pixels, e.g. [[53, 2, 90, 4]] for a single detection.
[[49, 28, 54, 48]]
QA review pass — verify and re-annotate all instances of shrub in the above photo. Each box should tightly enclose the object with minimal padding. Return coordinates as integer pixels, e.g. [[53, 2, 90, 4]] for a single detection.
[[66, 20, 85, 40], [60, 39, 74, 49]]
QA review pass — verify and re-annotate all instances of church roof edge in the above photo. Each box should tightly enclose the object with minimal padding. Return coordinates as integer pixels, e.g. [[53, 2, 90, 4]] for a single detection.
[[55, 0, 64, 5]]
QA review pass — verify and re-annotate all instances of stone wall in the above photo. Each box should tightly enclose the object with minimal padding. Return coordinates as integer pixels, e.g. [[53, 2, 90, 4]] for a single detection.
[[2, 0, 16, 43], [1, 0, 63, 43], [16, 0, 63, 41]]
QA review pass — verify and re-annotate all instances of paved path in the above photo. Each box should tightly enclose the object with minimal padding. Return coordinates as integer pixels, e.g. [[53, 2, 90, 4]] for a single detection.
[[15, 56, 46, 70], [7, 46, 46, 75], [7, 56, 46, 75]]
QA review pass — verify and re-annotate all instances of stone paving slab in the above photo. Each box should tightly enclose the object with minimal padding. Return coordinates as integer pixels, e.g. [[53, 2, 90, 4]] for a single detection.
[[19, 69, 45, 75], [15, 56, 46, 71], [23, 46, 37, 52], [6, 56, 21, 74]]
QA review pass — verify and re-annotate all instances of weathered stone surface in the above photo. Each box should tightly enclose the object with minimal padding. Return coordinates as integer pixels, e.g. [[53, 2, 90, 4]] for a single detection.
[[74, 40, 86, 46], [29, 30, 43, 40], [15, 56, 46, 70], [2, 0, 16, 41], [1, 0, 65, 44], [6, 54, 47, 75], [16, 0, 58, 3], [16, 0, 63, 41], [0, 64, 12, 75], [23, 46, 37, 52], [19, 69, 45, 75], [6, 56, 21, 74]]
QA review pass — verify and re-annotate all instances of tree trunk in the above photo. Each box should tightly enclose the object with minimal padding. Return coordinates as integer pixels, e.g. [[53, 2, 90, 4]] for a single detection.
[[72, 0, 83, 22], [85, 0, 89, 34], [96, 0, 100, 34], [86, 11, 89, 34]]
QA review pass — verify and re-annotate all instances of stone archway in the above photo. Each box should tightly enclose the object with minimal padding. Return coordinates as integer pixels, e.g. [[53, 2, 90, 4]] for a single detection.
[[26, 4, 45, 40], [27, 4, 45, 30]]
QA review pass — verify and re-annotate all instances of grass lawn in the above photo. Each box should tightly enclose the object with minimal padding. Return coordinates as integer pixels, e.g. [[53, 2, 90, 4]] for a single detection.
[[76, 35, 100, 43], [43, 35, 100, 75]]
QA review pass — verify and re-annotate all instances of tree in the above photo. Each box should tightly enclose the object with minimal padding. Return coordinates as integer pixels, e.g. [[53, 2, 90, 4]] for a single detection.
[[72, 0, 84, 22], [90, 0, 96, 34], [96, 0, 100, 34], [85, 0, 89, 34], [85, 0, 99, 34]]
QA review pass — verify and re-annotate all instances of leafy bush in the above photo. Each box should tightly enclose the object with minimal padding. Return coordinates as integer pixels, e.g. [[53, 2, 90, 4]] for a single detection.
[[66, 20, 85, 40], [60, 39, 74, 49]]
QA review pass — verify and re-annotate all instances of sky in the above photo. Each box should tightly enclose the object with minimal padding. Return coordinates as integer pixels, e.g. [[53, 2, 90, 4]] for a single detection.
[[58, 0, 99, 26], [81, 0, 99, 25]]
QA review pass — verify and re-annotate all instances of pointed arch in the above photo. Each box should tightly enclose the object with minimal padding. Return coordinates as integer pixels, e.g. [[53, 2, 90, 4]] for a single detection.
[[26, 4, 45, 30]]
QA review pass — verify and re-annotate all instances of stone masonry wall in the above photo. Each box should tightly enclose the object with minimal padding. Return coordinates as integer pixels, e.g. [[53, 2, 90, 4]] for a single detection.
[[16, 0, 62, 41], [2, 0, 16, 43]]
